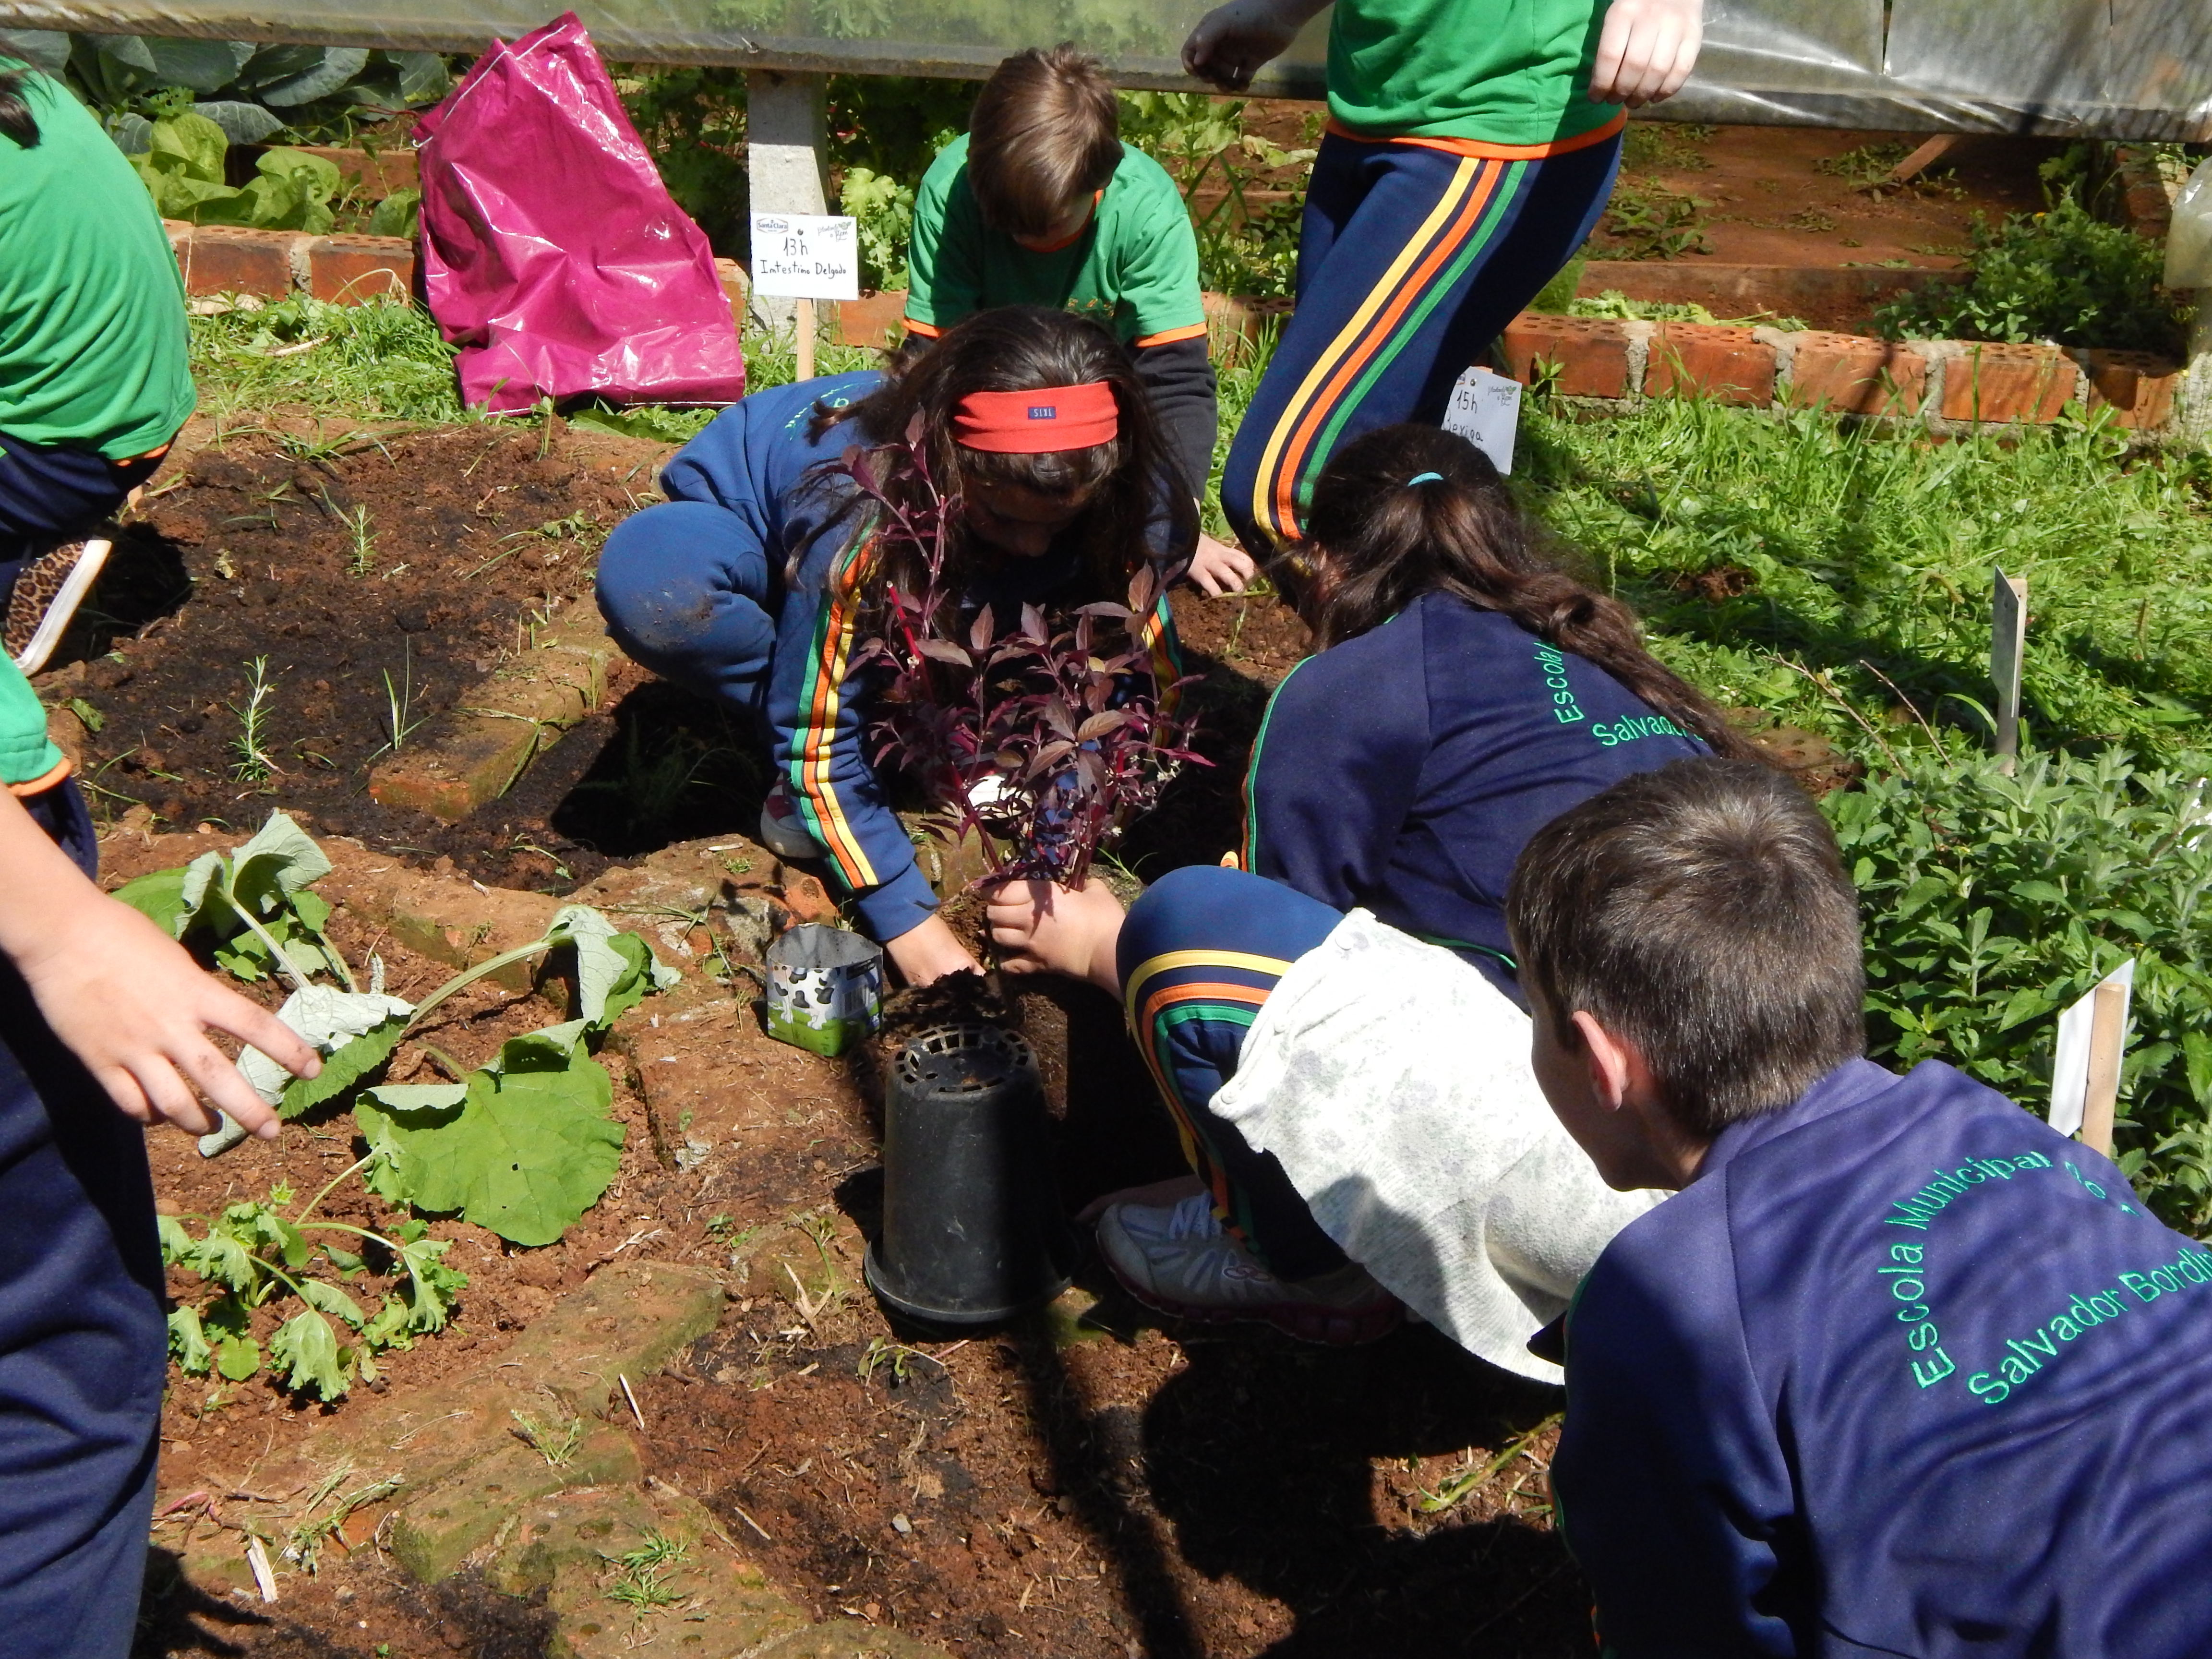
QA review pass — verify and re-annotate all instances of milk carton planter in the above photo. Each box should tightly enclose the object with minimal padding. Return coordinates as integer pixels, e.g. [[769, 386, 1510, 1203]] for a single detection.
[[764, 924, 884, 1058]]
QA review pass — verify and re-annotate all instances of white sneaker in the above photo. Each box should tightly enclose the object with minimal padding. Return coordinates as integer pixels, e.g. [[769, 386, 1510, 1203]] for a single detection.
[[758, 780, 819, 859], [1094, 1192, 1399, 1346]]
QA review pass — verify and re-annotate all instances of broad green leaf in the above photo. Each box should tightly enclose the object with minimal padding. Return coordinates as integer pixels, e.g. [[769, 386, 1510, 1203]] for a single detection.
[[224, 811, 333, 917], [255, 47, 369, 107], [549, 907, 678, 1027], [186, 1228, 256, 1292], [270, 1310, 347, 1400], [143, 111, 229, 182], [357, 1023, 621, 1247], [299, 1278, 366, 1331], [361, 1295, 412, 1348], [369, 186, 421, 240], [140, 36, 251, 93], [168, 1306, 212, 1374], [156, 1213, 194, 1265], [396, 1236, 467, 1332], [114, 867, 191, 938], [215, 1332, 263, 1382], [236, 986, 414, 1116]]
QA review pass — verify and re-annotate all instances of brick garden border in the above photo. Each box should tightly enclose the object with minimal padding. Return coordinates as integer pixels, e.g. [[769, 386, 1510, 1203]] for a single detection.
[[168, 220, 2191, 442]]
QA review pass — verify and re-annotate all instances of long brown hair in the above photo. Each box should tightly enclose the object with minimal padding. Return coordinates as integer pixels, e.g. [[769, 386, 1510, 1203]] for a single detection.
[[1286, 423, 1759, 761], [810, 306, 1193, 604]]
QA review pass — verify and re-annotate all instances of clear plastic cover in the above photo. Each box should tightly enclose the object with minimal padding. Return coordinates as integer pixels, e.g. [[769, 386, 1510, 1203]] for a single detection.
[[0, 0, 2207, 137]]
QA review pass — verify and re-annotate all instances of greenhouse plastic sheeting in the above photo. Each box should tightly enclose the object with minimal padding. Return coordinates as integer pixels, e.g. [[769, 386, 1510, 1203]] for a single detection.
[[0, 0, 2207, 137]]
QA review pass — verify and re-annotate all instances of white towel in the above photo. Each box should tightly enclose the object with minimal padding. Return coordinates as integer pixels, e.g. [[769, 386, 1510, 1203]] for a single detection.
[[1210, 910, 1664, 1382]]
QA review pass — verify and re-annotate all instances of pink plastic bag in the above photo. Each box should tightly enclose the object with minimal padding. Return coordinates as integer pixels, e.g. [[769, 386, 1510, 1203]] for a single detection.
[[414, 13, 745, 413]]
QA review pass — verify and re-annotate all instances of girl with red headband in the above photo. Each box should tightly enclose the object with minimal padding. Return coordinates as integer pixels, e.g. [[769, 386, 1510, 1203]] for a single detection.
[[596, 307, 1194, 986]]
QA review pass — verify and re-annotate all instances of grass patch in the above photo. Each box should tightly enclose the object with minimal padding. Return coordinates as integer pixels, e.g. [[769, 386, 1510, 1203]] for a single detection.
[[190, 295, 464, 424], [1515, 395, 2212, 763]]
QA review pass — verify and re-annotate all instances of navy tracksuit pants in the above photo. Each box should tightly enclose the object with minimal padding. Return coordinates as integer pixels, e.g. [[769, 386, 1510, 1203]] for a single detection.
[[1221, 129, 1619, 552], [0, 781, 165, 1658]]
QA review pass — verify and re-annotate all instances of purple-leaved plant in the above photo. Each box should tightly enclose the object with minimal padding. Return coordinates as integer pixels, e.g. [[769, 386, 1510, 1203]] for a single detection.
[[837, 434, 1202, 887]]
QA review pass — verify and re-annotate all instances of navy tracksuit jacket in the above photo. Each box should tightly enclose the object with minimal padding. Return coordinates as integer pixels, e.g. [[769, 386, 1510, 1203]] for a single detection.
[[1241, 590, 1706, 1001], [1554, 1056, 2212, 1657]]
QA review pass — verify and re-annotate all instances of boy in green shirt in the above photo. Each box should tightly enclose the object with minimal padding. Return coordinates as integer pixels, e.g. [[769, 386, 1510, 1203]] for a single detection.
[[1185, 0, 1700, 553], [903, 47, 1250, 594], [0, 60, 195, 673]]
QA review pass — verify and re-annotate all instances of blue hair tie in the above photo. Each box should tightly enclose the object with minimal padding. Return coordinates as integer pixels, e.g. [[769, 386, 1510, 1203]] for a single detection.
[[1407, 471, 1445, 486]]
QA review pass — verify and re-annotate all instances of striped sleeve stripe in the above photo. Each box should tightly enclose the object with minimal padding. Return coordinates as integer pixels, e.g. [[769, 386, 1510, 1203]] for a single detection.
[[1132, 986, 1270, 1232], [1137, 592, 1183, 725], [788, 545, 881, 889], [1123, 948, 1293, 1029]]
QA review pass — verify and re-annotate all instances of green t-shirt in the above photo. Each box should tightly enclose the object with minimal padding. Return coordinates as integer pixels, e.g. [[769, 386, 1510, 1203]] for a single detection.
[[0, 653, 63, 786], [0, 65, 194, 458], [1327, 0, 1622, 146], [903, 134, 1207, 348]]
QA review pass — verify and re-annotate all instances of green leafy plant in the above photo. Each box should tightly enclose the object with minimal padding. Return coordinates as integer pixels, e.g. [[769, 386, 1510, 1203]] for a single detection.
[[605, 1529, 692, 1615], [1825, 746, 2212, 1229], [13, 29, 453, 146], [132, 112, 342, 232], [190, 295, 460, 424], [113, 810, 349, 993], [162, 1175, 467, 1403], [1594, 182, 1711, 260], [337, 502, 377, 577], [510, 1407, 587, 1467], [228, 655, 283, 785], [1813, 140, 1914, 186], [1873, 148, 2188, 355], [1619, 121, 1713, 173], [1119, 91, 1312, 299], [840, 166, 915, 291]]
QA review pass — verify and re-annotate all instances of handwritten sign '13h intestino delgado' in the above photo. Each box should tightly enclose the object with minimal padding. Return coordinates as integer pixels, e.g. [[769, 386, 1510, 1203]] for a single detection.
[[749, 213, 860, 301]]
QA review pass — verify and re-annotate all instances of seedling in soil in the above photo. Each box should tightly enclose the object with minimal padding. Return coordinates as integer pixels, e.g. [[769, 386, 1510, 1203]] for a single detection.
[[334, 499, 377, 576], [510, 1408, 586, 1467], [857, 1335, 931, 1386], [281, 1465, 405, 1574], [161, 1175, 469, 1404], [1415, 1412, 1562, 1514], [228, 656, 283, 786], [605, 1530, 692, 1614], [377, 641, 426, 756]]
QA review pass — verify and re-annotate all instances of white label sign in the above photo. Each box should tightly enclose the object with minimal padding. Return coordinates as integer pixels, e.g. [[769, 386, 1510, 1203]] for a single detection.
[[2049, 958, 2134, 1138], [1442, 365, 1523, 475], [749, 213, 859, 301]]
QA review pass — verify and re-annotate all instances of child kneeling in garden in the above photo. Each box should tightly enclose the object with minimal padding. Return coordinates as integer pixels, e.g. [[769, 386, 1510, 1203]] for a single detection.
[[596, 307, 1192, 987], [988, 422, 1757, 1356], [1508, 757, 2212, 1657]]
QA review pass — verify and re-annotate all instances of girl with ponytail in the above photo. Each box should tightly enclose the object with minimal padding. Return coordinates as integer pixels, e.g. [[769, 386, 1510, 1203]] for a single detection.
[[598, 306, 1193, 987], [986, 421, 1758, 1355]]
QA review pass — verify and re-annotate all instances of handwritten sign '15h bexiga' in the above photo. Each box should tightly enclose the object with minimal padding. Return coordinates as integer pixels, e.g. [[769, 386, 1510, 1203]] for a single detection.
[[749, 213, 860, 301]]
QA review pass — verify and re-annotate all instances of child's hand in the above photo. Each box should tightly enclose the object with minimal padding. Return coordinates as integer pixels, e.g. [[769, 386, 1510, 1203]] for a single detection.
[[1589, 0, 1704, 107], [882, 912, 986, 987], [12, 893, 319, 1140], [1182, 0, 1329, 90], [986, 877, 1127, 996], [1186, 534, 1259, 598]]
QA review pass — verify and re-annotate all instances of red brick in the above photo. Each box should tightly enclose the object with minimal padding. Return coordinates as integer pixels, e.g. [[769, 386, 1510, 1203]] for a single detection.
[[1784, 332, 1928, 416], [1500, 313, 1633, 398], [715, 257, 747, 334], [1644, 323, 1776, 406], [170, 225, 302, 298], [1940, 343, 2075, 425], [2075, 349, 2181, 431], [834, 289, 910, 349], [304, 235, 414, 302]]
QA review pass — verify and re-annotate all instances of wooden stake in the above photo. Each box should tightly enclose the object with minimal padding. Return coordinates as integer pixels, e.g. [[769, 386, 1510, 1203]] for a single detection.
[[795, 296, 816, 384], [1992, 568, 2027, 770], [2080, 976, 2128, 1158], [1860, 133, 1958, 192]]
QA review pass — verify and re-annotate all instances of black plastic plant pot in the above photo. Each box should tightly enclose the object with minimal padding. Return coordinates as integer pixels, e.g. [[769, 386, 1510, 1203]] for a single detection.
[[865, 1022, 1080, 1326]]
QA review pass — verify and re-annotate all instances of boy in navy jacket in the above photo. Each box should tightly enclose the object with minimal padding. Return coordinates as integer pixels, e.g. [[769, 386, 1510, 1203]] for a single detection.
[[1505, 757, 2212, 1658]]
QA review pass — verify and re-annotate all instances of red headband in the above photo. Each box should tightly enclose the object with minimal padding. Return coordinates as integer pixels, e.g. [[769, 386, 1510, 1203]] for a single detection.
[[952, 383, 1119, 453]]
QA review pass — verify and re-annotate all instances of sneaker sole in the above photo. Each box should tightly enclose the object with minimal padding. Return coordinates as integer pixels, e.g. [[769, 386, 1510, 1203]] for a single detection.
[[757, 803, 820, 861], [1100, 1253, 1401, 1348], [12, 538, 110, 677]]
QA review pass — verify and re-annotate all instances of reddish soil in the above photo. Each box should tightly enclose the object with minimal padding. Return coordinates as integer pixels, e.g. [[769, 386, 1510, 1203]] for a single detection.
[[1587, 124, 2057, 274]]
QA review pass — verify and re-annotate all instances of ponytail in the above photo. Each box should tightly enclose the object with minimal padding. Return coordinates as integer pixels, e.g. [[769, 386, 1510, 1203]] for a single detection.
[[0, 68, 40, 147], [1284, 423, 1762, 763]]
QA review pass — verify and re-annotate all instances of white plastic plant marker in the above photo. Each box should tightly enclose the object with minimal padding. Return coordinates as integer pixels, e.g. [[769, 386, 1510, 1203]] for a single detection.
[[1991, 567, 2026, 769], [1442, 366, 1523, 475], [2049, 958, 2134, 1145]]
